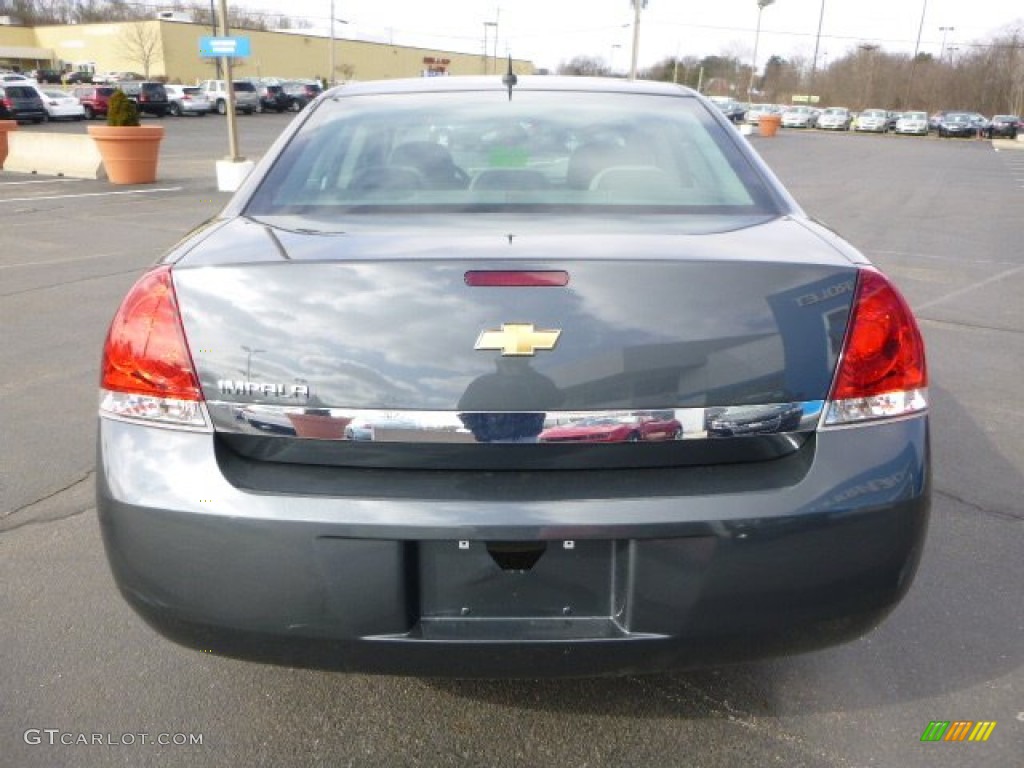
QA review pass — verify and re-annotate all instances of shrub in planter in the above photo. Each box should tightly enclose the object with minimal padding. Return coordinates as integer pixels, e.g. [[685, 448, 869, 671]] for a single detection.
[[106, 89, 140, 127]]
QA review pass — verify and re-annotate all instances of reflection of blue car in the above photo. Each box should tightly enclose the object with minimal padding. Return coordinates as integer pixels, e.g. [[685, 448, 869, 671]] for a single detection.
[[240, 407, 296, 435], [344, 421, 373, 441], [705, 403, 804, 437], [344, 418, 418, 441]]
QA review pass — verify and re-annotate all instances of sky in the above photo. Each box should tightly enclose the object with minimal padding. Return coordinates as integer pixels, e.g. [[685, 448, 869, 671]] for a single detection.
[[234, 0, 1024, 73]]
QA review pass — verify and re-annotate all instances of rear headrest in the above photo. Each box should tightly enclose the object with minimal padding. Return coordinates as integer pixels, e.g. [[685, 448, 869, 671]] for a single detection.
[[566, 141, 652, 189]]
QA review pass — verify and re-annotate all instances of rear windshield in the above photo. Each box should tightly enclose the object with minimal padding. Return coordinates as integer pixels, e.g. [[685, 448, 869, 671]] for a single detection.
[[97, 87, 115, 96], [234, 82, 256, 92], [246, 90, 777, 222], [4, 86, 37, 98]]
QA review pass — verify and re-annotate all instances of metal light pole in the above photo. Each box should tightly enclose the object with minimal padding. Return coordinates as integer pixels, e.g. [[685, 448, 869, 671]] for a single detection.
[[483, 21, 497, 73], [209, 0, 221, 78], [810, 0, 825, 92], [242, 346, 265, 381], [328, 2, 350, 86], [939, 25, 954, 63], [748, 0, 775, 104], [216, 0, 240, 162], [904, 0, 927, 107], [492, 9, 500, 72], [628, 0, 646, 81]]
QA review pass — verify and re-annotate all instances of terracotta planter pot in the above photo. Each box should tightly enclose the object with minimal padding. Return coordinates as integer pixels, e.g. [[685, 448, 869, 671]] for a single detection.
[[286, 413, 353, 439], [0, 120, 17, 169], [87, 125, 165, 184], [758, 115, 781, 138]]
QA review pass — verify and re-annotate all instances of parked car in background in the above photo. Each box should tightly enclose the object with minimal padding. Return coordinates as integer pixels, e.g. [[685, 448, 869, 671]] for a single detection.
[[200, 79, 259, 114], [92, 71, 143, 84], [928, 110, 964, 132], [64, 71, 93, 84], [117, 81, 169, 117], [282, 80, 322, 110], [253, 82, 291, 113], [32, 69, 64, 84], [986, 114, 1019, 138], [70, 84, 116, 119], [781, 105, 818, 128], [817, 107, 852, 130], [36, 87, 85, 121], [967, 113, 990, 135], [854, 109, 891, 133], [708, 96, 746, 123], [0, 72, 34, 84], [743, 103, 777, 125], [895, 110, 929, 135], [164, 84, 210, 116], [936, 112, 979, 138], [0, 83, 47, 123]]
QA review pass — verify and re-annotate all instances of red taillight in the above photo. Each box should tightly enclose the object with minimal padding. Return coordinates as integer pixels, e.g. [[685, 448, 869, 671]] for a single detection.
[[829, 269, 926, 400], [101, 266, 202, 400], [465, 270, 570, 287]]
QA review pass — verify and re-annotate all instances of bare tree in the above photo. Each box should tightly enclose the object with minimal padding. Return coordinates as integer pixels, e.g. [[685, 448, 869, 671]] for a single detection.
[[120, 22, 162, 79], [558, 56, 610, 77]]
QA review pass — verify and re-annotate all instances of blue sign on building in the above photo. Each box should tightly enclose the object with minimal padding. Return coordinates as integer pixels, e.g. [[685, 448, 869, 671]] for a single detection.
[[199, 36, 251, 58]]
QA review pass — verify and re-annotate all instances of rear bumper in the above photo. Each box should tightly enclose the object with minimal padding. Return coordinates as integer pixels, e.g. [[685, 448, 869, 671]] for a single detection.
[[97, 415, 929, 676]]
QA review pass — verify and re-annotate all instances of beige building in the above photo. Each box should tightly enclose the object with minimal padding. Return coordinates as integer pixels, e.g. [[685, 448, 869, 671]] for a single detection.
[[0, 19, 533, 84]]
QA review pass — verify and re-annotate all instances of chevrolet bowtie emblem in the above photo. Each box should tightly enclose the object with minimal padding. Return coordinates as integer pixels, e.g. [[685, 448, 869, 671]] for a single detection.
[[474, 323, 561, 356]]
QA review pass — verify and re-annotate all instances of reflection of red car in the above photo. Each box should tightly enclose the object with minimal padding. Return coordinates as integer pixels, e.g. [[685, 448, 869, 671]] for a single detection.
[[540, 412, 682, 443]]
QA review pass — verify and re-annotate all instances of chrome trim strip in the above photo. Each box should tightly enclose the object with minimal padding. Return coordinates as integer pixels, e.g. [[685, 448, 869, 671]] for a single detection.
[[205, 401, 825, 443]]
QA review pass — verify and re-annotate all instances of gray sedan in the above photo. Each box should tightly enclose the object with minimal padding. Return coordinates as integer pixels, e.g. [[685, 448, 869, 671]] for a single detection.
[[96, 76, 929, 677]]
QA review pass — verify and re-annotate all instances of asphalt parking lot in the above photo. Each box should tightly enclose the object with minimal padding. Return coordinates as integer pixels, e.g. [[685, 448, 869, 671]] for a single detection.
[[1, 115, 1022, 767]]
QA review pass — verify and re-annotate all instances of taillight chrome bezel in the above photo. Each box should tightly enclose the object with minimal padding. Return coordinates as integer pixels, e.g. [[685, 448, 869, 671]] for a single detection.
[[821, 388, 928, 428], [99, 389, 211, 431]]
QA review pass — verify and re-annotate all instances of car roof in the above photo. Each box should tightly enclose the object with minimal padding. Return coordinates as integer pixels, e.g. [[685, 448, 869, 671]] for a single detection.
[[325, 75, 697, 101]]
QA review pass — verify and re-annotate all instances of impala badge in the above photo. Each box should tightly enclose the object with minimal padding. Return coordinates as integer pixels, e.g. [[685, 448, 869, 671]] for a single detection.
[[475, 323, 561, 356]]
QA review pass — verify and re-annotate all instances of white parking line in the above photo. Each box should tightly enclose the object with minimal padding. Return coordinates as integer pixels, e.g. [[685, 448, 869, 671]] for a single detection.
[[0, 252, 115, 270], [0, 187, 183, 204], [913, 264, 1024, 312], [0, 178, 84, 186]]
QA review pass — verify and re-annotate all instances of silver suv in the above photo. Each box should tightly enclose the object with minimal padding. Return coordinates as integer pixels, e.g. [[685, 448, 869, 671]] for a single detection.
[[198, 79, 258, 115]]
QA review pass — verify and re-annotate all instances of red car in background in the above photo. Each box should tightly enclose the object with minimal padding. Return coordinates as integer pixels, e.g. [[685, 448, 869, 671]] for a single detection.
[[540, 411, 682, 443], [70, 85, 115, 119]]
